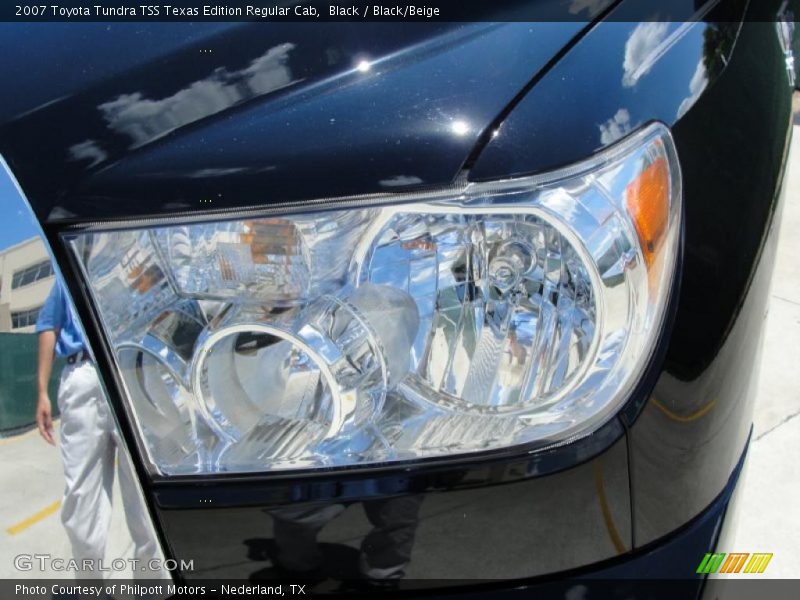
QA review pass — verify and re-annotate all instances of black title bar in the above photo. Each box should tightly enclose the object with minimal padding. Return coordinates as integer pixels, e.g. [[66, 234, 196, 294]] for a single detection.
[[0, 0, 787, 23]]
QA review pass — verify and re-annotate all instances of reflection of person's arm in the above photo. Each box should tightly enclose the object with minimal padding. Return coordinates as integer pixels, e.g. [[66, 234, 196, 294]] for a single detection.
[[36, 330, 57, 445]]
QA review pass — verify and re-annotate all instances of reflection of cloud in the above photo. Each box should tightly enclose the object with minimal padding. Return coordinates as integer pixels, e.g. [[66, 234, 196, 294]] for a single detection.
[[68, 139, 108, 167], [622, 22, 670, 87], [599, 108, 632, 145], [98, 43, 296, 148], [241, 44, 296, 92], [565, 585, 588, 600], [186, 167, 249, 179], [568, 0, 612, 18], [47, 207, 76, 220], [126, 165, 277, 180], [379, 175, 424, 187], [677, 60, 708, 119]]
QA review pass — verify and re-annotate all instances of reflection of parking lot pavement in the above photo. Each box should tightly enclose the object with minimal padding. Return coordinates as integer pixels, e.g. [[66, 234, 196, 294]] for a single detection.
[[0, 420, 137, 578]]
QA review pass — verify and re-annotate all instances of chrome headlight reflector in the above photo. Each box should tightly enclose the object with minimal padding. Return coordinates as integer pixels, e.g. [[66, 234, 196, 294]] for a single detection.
[[69, 123, 680, 475]]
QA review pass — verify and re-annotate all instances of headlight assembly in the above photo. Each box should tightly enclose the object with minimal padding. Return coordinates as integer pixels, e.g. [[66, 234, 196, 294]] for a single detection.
[[68, 123, 681, 475]]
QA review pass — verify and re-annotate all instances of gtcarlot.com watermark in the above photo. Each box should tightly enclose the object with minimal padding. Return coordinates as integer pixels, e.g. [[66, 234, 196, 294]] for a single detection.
[[14, 553, 193, 573]]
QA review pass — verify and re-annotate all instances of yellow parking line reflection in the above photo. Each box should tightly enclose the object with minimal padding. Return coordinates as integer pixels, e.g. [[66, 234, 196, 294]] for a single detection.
[[651, 396, 718, 422], [6, 500, 61, 535]]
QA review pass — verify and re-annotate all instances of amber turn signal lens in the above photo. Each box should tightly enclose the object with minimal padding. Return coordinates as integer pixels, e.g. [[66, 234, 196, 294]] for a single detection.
[[626, 156, 670, 268]]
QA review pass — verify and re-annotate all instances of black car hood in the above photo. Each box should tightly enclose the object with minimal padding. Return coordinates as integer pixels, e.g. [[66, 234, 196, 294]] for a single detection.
[[0, 21, 589, 224]]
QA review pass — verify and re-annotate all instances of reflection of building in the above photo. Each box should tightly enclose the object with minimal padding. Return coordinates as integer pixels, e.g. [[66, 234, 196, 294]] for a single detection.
[[0, 236, 54, 333]]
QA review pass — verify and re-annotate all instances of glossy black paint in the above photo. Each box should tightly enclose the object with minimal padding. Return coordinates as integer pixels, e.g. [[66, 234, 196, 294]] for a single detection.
[[468, 0, 749, 179], [150, 417, 626, 508], [0, 0, 792, 588], [0, 21, 586, 223], [159, 437, 631, 581], [467, 0, 792, 546], [429, 439, 747, 598], [628, 19, 792, 545], [151, 438, 743, 594]]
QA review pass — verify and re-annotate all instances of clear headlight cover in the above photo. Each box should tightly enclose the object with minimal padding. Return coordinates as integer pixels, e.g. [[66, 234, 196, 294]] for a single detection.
[[69, 123, 680, 475]]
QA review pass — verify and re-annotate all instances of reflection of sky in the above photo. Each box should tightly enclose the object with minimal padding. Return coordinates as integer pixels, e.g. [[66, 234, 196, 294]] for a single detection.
[[0, 163, 38, 251], [71, 42, 297, 157], [599, 108, 632, 145], [0, 23, 236, 123], [622, 21, 671, 88], [677, 59, 709, 119], [589, 20, 709, 150], [93, 22, 579, 188]]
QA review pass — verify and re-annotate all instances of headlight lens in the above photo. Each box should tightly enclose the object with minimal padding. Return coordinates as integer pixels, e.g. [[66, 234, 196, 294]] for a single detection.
[[69, 123, 680, 475]]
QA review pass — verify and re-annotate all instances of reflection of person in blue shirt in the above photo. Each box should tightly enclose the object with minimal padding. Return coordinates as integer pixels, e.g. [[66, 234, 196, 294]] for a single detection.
[[35, 280, 156, 573], [35, 281, 85, 444], [35, 280, 85, 360]]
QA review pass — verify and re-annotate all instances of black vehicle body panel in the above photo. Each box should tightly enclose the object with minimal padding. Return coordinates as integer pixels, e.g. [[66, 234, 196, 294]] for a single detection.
[[0, 21, 587, 223], [160, 437, 632, 580], [0, 0, 792, 589]]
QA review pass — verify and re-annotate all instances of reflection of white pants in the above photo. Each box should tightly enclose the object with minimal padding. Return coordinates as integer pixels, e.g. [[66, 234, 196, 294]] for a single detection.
[[57, 361, 156, 573]]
